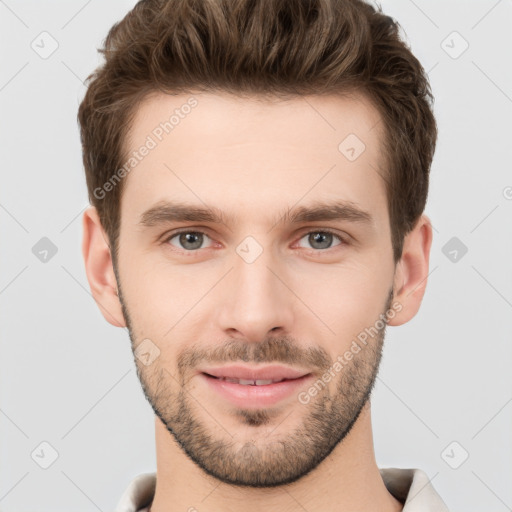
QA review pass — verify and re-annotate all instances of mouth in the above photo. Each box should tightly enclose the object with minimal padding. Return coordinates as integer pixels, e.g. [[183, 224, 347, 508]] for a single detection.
[[199, 364, 310, 381], [198, 365, 314, 408], [201, 373, 303, 386]]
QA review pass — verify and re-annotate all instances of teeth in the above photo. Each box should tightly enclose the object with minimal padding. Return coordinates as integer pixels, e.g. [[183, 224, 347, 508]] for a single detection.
[[218, 377, 284, 385], [238, 379, 258, 385]]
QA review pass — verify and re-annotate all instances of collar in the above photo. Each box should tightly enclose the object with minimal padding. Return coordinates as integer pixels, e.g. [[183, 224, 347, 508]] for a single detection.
[[115, 467, 450, 512]]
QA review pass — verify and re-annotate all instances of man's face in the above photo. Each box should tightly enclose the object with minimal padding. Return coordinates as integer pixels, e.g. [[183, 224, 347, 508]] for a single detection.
[[115, 91, 397, 487]]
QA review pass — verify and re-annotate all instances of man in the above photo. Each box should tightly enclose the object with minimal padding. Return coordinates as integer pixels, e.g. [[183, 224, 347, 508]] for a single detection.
[[78, 0, 448, 510]]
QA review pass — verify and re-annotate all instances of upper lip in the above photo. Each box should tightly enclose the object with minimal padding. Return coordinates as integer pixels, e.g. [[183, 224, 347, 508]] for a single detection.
[[200, 364, 310, 381]]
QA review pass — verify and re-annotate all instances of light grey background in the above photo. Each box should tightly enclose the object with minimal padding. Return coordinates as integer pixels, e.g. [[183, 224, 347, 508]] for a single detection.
[[1, 1, 511, 511]]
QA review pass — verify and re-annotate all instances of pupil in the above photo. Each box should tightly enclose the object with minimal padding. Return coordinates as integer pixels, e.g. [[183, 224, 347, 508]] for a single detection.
[[178, 232, 333, 251], [180, 232, 202, 250], [311, 232, 331, 249]]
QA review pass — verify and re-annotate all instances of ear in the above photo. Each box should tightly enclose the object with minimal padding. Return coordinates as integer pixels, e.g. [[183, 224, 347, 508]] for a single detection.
[[82, 206, 126, 328], [387, 214, 433, 326]]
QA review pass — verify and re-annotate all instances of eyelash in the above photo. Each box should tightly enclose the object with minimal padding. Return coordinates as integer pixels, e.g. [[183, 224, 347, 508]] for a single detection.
[[162, 228, 349, 256]]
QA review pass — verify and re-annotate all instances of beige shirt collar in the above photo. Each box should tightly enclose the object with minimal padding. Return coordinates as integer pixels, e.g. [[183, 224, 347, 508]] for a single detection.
[[115, 467, 450, 512]]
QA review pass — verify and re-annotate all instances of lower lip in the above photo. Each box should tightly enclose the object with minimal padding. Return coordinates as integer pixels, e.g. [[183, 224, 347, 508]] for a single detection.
[[200, 373, 313, 409]]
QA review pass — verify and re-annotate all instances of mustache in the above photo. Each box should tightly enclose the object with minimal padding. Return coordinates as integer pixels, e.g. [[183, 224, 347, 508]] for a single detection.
[[176, 336, 332, 374]]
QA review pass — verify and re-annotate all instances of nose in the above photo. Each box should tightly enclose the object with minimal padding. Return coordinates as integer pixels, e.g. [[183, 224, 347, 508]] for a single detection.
[[216, 242, 295, 343]]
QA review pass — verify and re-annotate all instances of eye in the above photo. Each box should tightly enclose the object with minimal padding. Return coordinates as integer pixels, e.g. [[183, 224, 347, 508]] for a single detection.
[[296, 230, 344, 251], [162, 228, 347, 254], [166, 230, 213, 251]]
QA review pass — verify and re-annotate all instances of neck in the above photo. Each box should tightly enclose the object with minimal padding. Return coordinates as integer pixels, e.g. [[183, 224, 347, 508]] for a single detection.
[[149, 402, 403, 512]]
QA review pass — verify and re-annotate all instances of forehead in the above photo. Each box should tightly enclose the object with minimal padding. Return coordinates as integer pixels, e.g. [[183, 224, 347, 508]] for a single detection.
[[120, 90, 388, 229]]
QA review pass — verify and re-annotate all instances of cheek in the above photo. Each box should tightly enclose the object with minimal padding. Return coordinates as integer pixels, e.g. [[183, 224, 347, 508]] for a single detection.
[[119, 254, 215, 342], [290, 261, 391, 345], [120, 236, 393, 344]]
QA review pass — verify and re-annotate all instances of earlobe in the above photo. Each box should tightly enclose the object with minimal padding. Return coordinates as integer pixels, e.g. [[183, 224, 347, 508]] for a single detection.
[[82, 206, 126, 328], [387, 214, 433, 327]]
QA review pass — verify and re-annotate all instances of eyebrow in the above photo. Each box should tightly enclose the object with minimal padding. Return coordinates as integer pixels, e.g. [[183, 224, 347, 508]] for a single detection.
[[138, 200, 374, 229]]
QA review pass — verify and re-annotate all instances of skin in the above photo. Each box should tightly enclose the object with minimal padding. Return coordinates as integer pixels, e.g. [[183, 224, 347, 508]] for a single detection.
[[82, 91, 432, 512]]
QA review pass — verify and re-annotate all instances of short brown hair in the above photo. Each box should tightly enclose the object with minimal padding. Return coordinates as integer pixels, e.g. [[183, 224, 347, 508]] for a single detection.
[[78, 0, 437, 264]]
